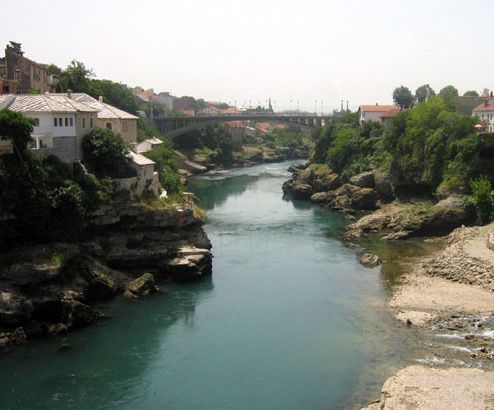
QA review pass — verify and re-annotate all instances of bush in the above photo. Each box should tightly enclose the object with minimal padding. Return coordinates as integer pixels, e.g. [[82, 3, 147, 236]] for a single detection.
[[470, 176, 493, 224], [82, 128, 135, 178], [143, 145, 183, 194]]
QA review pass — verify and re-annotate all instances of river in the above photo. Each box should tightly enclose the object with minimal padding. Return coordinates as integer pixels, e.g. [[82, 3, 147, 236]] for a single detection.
[[0, 161, 422, 409]]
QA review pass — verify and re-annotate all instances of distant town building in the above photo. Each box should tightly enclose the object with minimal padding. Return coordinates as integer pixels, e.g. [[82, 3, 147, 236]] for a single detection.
[[358, 104, 398, 124], [152, 92, 174, 111], [0, 42, 58, 94], [473, 99, 494, 132]]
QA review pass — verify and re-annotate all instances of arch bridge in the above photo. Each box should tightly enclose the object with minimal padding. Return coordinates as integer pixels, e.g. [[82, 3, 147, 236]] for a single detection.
[[150, 114, 332, 138]]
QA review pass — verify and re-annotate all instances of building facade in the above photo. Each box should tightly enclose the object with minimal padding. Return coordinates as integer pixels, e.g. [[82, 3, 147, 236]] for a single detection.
[[0, 42, 57, 94], [65, 93, 139, 144]]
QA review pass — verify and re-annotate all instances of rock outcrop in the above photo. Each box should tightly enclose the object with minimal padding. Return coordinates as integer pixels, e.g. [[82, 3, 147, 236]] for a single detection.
[[0, 202, 212, 347]]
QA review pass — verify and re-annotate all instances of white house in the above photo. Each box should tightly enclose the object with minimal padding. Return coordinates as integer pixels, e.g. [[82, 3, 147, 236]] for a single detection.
[[55, 93, 139, 145], [358, 104, 398, 124], [0, 93, 98, 163], [473, 100, 494, 132]]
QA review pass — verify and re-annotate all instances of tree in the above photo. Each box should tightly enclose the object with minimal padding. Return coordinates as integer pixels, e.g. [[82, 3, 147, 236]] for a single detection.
[[470, 176, 493, 224], [415, 84, 436, 103], [0, 109, 34, 154], [87, 79, 139, 114], [439, 85, 459, 111], [82, 128, 135, 178], [143, 145, 183, 194], [393, 86, 415, 109], [463, 90, 479, 97], [62, 60, 95, 93]]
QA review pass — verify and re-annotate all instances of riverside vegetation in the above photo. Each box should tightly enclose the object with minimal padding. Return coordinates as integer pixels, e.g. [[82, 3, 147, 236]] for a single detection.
[[283, 94, 494, 408], [0, 110, 212, 347]]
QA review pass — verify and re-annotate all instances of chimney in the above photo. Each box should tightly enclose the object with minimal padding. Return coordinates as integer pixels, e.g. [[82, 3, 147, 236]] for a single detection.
[[99, 96, 103, 103], [67, 89, 72, 99], [485, 100, 489, 107]]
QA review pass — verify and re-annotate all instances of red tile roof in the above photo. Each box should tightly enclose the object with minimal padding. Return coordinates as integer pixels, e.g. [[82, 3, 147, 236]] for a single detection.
[[473, 101, 494, 112], [378, 108, 401, 118], [359, 105, 397, 113]]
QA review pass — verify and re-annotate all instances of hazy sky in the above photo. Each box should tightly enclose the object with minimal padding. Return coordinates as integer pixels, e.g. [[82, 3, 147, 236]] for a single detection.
[[1, 0, 491, 111]]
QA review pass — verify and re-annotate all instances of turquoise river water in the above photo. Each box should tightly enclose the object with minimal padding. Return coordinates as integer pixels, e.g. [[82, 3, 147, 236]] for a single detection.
[[0, 161, 424, 409]]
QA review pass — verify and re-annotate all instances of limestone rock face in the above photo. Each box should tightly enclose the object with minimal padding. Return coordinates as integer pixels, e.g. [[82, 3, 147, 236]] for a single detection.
[[374, 168, 394, 198], [349, 171, 375, 189], [0, 202, 213, 346], [124, 273, 158, 298]]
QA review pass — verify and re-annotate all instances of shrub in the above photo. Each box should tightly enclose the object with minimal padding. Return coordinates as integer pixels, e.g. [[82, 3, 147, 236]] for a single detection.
[[82, 128, 135, 178], [470, 176, 493, 225], [143, 145, 183, 194]]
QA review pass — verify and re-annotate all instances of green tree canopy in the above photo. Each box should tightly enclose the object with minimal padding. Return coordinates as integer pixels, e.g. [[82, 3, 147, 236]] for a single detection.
[[82, 128, 135, 178], [415, 84, 436, 103], [87, 79, 139, 114], [463, 90, 479, 97], [393, 86, 415, 109], [0, 109, 34, 154], [439, 85, 459, 111]]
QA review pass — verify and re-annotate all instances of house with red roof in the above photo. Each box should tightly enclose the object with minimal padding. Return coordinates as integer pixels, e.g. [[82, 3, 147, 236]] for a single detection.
[[358, 104, 398, 125], [473, 100, 494, 132]]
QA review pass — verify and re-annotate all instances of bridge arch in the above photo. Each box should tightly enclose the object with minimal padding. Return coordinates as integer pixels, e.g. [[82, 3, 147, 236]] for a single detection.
[[150, 115, 332, 139]]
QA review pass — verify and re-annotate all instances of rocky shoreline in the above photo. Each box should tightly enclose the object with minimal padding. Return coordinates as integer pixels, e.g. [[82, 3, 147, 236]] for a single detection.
[[0, 202, 212, 348], [282, 163, 494, 409]]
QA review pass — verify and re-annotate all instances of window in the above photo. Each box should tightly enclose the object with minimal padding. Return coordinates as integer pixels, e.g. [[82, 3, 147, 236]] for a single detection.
[[69, 118, 73, 127], [90, 118, 94, 128], [106, 122, 112, 130], [123, 121, 128, 132], [82, 118, 86, 128], [65, 118, 69, 127], [32, 118, 40, 127], [59, 117, 62, 126], [54, 118, 58, 127]]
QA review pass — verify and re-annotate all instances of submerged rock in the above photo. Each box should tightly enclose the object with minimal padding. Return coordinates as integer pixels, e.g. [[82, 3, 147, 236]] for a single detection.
[[359, 253, 382, 267]]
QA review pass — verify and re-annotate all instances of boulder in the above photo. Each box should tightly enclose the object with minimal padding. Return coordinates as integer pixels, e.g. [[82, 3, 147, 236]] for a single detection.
[[350, 187, 379, 210], [349, 171, 375, 188], [360, 253, 382, 267], [61, 298, 105, 328], [123, 273, 158, 299], [282, 180, 313, 199], [167, 247, 212, 281], [310, 192, 331, 204]]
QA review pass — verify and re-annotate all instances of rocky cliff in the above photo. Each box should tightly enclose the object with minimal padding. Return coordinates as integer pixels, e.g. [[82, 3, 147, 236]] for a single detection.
[[0, 202, 212, 347]]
